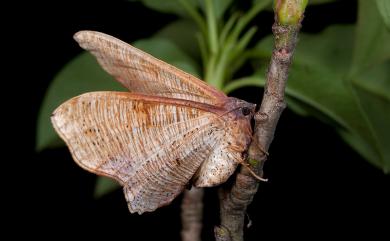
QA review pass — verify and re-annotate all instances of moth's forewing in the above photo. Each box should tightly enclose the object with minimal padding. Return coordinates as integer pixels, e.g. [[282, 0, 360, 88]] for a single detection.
[[74, 31, 227, 106], [51, 91, 227, 213]]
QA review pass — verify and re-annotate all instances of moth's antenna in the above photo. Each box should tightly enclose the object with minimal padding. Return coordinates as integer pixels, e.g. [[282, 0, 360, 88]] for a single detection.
[[217, 106, 242, 119]]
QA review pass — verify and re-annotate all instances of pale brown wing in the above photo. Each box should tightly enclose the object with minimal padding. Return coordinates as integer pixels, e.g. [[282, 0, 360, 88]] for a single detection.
[[51, 91, 225, 214], [73, 31, 227, 106]]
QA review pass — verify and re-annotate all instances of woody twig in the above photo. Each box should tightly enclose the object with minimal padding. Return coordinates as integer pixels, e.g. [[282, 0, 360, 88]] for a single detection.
[[216, 1, 308, 240]]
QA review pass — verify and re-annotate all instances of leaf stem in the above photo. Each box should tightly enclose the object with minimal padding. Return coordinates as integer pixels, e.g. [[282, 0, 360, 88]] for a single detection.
[[212, 45, 231, 88], [205, 53, 218, 87], [229, 0, 271, 43], [220, 12, 240, 45], [197, 33, 208, 70], [178, 0, 207, 36], [205, 0, 219, 54], [223, 77, 265, 94]]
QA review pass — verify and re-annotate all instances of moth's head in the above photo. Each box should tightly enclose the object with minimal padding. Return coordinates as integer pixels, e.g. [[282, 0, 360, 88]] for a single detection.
[[224, 97, 256, 120], [221, 97, 256, 153]]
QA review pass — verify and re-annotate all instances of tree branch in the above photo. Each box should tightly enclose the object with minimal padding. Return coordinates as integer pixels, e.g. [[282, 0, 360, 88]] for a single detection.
[[216, 1, 307, 240], [181, 188, 204, 241]]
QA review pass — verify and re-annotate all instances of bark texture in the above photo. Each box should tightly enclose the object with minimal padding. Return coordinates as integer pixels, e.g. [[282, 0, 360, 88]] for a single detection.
[[216, 19, 303, 241]]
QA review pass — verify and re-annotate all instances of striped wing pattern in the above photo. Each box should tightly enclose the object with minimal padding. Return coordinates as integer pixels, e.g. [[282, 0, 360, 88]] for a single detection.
[[74, 31, 227, 106], [51, 91, 223, 213]]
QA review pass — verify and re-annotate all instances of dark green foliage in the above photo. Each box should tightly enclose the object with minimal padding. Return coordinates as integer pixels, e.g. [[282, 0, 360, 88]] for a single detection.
[[37, 0, 390, 196]]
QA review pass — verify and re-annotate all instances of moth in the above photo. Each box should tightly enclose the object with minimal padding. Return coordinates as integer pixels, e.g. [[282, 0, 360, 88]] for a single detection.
[[51, 31, 263, 214]]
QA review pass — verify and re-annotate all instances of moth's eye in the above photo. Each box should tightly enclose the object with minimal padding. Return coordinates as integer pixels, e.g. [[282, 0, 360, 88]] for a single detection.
[[241, 107, 251, 116]]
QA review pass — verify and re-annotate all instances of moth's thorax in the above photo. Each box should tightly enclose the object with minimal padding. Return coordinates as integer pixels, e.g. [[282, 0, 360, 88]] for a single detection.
[[192, 97, 255, 187]]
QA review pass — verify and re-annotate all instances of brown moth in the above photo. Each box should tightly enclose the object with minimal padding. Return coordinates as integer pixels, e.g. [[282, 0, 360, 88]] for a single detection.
[[51, 31, 257, 214]]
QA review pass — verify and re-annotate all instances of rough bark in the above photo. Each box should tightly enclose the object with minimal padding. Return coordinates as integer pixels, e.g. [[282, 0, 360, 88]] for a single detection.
[[216, 16, 304, 241]]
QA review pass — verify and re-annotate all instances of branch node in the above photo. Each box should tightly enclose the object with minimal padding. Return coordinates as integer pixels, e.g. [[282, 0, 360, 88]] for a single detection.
[[254, 112, 269, 123], [214, 226, 232, 241], [276, 100, 287, 110], [274, 48, 292, 63]]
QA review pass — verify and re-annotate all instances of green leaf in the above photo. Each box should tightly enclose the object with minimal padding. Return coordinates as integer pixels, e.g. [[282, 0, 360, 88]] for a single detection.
[[133, 38, 201, 77], [205, 0, 219, 54], [139, 0, 197, 16], [94, 177, 120, 198], [233, 0, 272, 42], [350, 0, 390, 76], [308, 0, 338, 4], [198, 0, 233, 20], [140, 0, 232, 21], [154, 20, 200, 60], [350, 61, 390, 172], [376, 0, 390, 30], [223, 76, 265, 94], [212, 0, 233, 19], [36, 52, 124, 151], [253, 25, 389, 171]]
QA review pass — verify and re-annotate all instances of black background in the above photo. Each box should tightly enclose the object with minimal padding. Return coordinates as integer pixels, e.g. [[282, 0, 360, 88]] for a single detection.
[[9, 0, 390, 239]]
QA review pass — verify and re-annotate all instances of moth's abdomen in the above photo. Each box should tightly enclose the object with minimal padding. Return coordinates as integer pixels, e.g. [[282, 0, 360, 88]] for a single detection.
[[192, 143, 240, 187], [192, 118, 252, 187]]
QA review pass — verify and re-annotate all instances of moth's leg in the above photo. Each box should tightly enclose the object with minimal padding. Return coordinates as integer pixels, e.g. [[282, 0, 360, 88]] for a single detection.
[[240, 152, 268, 182], [239, 161, 268, 182], [256, 141, 269, 156]]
